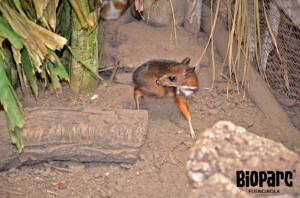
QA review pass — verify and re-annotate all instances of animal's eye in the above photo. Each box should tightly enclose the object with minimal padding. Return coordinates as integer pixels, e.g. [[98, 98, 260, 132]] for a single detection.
[[168, 76, 176, 81]]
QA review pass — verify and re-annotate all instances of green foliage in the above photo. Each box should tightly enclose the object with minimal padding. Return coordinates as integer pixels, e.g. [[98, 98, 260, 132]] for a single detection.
[[0, 0, 100, 152], [56, 0, 72, 41], [0, 0, 69, 151], [21, 49, 38, 96], [0, 53, 25, 152], [0, 16, 23, 50], [2, 48, 17, 84], [48, 48, 70, 82], [11, 126, 24, 153], [47, 48, 70, 92]]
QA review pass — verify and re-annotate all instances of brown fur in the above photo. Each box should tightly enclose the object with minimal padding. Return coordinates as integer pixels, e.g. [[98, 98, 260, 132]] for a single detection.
[[133, 58, 198, 100], [100, 0, 128, 21], [133, 57, 199, 139]]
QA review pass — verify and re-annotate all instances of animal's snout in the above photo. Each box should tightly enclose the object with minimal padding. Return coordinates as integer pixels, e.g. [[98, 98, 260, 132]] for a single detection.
[[156, 80, 161, 85]]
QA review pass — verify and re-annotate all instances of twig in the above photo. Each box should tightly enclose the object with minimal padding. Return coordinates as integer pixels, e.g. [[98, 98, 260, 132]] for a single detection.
[[47, 190, 59, 196], [169, 0, 177, 45], [168, 153, 176, 164], [98, 27, 105, 69], [220, 72, 229, 80], [99, 67, 114, 72], [108, 60, 119, 86], [262, 0, 281, 60], [195, 0, 221, 68], [49, 165, 74, 173], [0, 188, 24, 195], [202, 87, 214, 91]]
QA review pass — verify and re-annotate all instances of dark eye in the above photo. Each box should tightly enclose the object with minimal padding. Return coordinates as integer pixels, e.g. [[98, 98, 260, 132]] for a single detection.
[[168, 76, 176, 82]]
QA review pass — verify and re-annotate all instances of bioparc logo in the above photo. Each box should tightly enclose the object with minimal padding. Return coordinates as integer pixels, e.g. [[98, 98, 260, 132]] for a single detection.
[[236, 170, 294, 194]]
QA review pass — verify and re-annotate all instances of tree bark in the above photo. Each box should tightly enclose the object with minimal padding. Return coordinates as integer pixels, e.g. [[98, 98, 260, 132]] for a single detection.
[[70, 0, 100, 94], [0, 107, 148, 171]]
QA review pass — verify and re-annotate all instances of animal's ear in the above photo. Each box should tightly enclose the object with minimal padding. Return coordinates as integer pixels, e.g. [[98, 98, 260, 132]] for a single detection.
[[186, 67, 195, 75], [181, 57, 190, 65]]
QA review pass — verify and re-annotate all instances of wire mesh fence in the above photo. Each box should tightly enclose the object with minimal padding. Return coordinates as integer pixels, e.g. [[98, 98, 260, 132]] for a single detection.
[[204, 0, 300, 128], [256, 0, 300, 129], [260, 0, 300, 102]]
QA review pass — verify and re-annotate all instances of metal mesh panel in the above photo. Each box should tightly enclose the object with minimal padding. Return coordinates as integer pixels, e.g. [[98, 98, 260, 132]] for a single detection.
[[258, 0, 300, 129], [204, 0, 300, 128], [261, 0, 300, 101]]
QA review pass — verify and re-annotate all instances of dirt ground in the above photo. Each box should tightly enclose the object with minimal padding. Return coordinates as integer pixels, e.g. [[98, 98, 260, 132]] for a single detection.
[[1, 11, 300, 198]]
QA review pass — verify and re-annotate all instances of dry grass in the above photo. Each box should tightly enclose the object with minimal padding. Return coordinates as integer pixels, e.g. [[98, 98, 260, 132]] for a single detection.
[[196, 0, 282, 96]]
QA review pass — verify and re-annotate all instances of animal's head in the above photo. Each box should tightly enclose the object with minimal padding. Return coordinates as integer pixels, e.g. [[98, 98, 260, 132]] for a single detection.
[[156, 57, 197, 87]]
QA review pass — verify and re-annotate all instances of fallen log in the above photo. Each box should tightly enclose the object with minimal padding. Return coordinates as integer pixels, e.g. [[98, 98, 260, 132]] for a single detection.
[[0, 107, 148, 171]]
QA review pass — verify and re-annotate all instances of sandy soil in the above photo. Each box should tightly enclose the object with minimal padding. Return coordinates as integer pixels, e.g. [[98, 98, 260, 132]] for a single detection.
[[0, 11, 299, 198]]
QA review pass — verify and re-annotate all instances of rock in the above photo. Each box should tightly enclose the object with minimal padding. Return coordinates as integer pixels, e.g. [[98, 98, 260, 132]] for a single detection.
[[208, 109, 218, 116], [119, 163, 132, 169], [186, 121, 300, 197], [41, 167, 51, 177], [7, 177, 14, 183], [216, 83, 228, 94], [138, 0, 185, 27], [139, 154, 146, 161], [214, 100, 222, 107], [8, 173, 16, 178], [8, 168, 17, 174], [66, 162, 85, 172], [240, 117, 254, 129], [206, 101, 215, 109], [189, 173, 251, 198], [211, 92, 218, 98], [275, 0, 300, 29], [153, 151, 160, 159], [94, 172, 101, 179], [114, 183, 123, 192], [33, 169, 40, 175]]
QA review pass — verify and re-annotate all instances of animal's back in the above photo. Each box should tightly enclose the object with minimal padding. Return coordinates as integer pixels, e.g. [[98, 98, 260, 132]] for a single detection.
[[132, 57, 199, 139], [133, 59, 178, 97]]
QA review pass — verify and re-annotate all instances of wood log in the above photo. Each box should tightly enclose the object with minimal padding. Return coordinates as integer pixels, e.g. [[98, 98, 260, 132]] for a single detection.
[[0, 107, 148, 171], [184, 0, 202, 34]]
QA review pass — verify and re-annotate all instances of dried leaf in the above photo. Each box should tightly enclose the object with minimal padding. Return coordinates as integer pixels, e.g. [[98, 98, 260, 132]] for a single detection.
[[262, 0, 281, 60], [26, 19, 67, 50], [69, 0, 95, 29], [32, 0, 51, 29], [46, 0, 59, 31], [11, 46, 22, 65], [0, 2, 67, 72]]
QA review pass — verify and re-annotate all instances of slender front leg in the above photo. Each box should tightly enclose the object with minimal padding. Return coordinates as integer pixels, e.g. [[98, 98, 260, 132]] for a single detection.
[[175, 94, 196, 140], [134, 88, 142, 109]]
